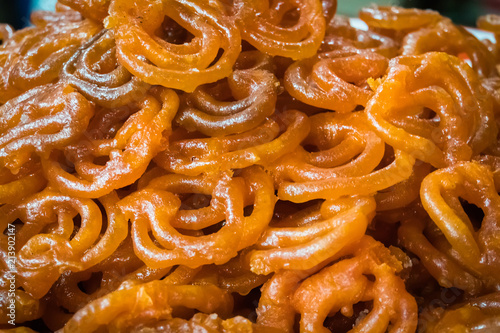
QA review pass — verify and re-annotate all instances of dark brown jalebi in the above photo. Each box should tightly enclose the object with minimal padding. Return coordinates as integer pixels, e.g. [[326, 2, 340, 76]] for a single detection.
[[176, 68, 279, 136], [423, 292, 500, 332], [60, 29, 150, 108], [3, 1, 500, 332]]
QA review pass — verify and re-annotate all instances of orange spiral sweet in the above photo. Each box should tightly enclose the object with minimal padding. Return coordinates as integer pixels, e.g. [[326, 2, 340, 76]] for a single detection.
[[322, 15, 398, 57], [0, 83, 94, 172], [256, 236, 418, 333], [274, 111, 415, 203], [402, 19, 496, 77], [359, 6, 441, 31], [248, 196, 375, 274], [7, 19, 100, 95], [155, 109, 310, 176], [59, 0, 110, 22], [61, 29, 150, 108], [3, 1, 500, 331], [284, 50, 388, 112], [61, 282, 237, 332], [42, 87, 178, 198], [107, 0, 241, 92], [232, 0, 328, 59], [119, 166, 275, 269], [366, 52, 497, 168], [176, 68, 280, 136], [400, 162, 500, 295]]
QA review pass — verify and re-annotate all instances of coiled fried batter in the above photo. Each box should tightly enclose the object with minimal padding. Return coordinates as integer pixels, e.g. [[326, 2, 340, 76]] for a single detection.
[[2, 1, 500, 332]]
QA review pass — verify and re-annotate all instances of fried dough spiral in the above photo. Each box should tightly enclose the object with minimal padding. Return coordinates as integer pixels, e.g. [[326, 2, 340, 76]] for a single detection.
[[176, 68, 280, 136], [359, 6, 441, 31], [0, 158, 46, 205], [1, 189, 109, 298], [400, 162, 500, 295], [322, 15, 398, 57], [61, 282, 237, 332], [366, 52, 497, 168], [155, 109, 310, 176], [107, 0, 240, 92], [5, 19, 100, 97], [0, 83, 94, 172], [232, 0, 328, 60], [402, 19, 496, 77], [3, 1, 500, 332], [248, 195, 375, 274], [274, 111, 416, 203], [256, 236, 418, 333], [43, 88, 178, 198], [59, 0, 110, 22], [119, 166, 275, 269], [61, 29, 151, 108], [284, 50, 388, 112], [424, 292, 500, 333]]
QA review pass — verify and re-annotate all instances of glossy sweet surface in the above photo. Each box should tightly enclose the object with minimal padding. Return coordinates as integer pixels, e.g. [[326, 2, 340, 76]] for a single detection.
[[1, 1, 500, 332]]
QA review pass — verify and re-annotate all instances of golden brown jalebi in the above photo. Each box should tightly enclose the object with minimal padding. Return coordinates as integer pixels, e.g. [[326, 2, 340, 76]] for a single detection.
[[59, 0, 110, 22], [284, 50, 388, 113], [402, 19, 496, 77], [0, 83, 94, 172], [400, 162, 500, 295], [3, 0, 500, 332], [2, 18, 100, 100], [274, 112, 415, 202], [61, 282, 237, 332], [0, 158, 46, 205], [0, 188, 127, 299], [256, 236, 418, 333], [119, 166, 275, 269], [359, 6, 441, 31], [230, 0, 330, 60], [106, 0, 241, 92], [366, 52, 496, 168], [322, 15, 398, 57], [43, 87, 178, 198], [248, 195, 375, 274], [155, 109, 310, 176]]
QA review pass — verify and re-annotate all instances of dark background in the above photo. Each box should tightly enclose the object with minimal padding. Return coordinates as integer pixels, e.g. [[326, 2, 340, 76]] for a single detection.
[[1, 0, 500, 29]]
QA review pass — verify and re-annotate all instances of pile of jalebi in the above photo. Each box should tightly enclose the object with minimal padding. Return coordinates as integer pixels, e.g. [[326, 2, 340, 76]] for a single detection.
[[2, 1, 500, 332]]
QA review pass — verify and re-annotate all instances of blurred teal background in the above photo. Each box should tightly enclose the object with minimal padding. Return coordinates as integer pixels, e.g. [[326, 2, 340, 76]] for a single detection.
[[0, 0, 499, 29], [338, 0, 499, 27]]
